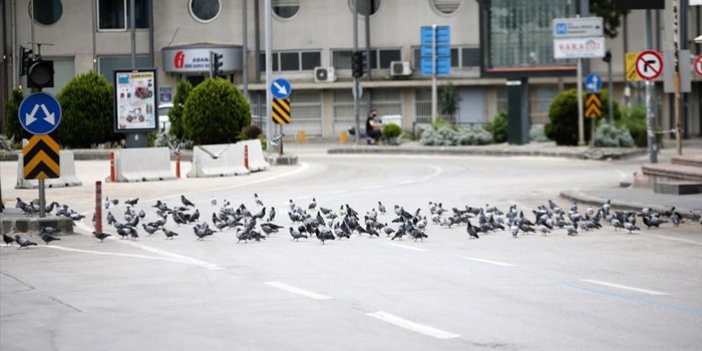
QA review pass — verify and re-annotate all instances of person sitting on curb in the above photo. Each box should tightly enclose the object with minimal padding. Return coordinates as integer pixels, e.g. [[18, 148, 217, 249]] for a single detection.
[[365, 109, 382, 144]]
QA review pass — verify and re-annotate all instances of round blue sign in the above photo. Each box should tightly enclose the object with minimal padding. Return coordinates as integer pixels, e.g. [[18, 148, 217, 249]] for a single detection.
[[18, 92, 62, 135], [585, 73, 602, 94], [271, 78, 292, 99]]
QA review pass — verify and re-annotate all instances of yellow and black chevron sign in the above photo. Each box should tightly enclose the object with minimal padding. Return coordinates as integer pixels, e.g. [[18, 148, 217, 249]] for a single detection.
[[272, 98, 291, 125], [585, 93, 602, 119], [23, 135, 60, 180]]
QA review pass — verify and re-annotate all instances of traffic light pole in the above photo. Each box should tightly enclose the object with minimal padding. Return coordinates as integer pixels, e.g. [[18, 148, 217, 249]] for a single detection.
[[265, 0, 273, 156], [352, 0, 361, 144]]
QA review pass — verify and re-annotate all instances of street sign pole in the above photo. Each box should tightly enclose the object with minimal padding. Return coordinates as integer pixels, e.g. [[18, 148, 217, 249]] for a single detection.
[[265, 0, 272, 157], [673, 0, 682, 156], [432, 24, 438, 123], [645, 9, 657, 163], [352, 0, 360, 144], [577, 58, 585, 146]]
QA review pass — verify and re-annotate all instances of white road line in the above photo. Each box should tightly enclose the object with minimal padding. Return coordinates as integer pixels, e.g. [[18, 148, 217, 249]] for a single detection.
[[265, 281, 332, 300], [387, 243, 427, 252], [74, 221, 224, 271], [580, 279, 669, 296], [41, 245, 196, 265], [366, 311, 460, 340], [640, 233, 702, 246], [463, 257, 517, 267]]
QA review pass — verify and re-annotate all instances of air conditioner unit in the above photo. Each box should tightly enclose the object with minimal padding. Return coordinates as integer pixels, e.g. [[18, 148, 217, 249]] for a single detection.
[[390, 61, 412, 77], [314, 67, 336, 82]]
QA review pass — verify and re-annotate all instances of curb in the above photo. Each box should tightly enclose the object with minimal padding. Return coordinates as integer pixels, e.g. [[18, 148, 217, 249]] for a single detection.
[[559, 190, 698, 219]]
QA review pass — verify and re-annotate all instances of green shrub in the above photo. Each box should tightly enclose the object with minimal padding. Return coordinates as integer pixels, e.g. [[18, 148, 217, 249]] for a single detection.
[[484, 112, 508, 143], [240, 124, 263, 140], [381, 123, 402, 138], [168, 79, 192, 139], [545, 89, 620, 146], [618, 105, 658, 148], [594, 122, 635, 147], [3, 88, 28, 143], [56, 71, 118, 148], [529, 124, 550, 142], [420, 125, 492, 146], [183, 78, 251, 145], [456, 126, 493, 145]]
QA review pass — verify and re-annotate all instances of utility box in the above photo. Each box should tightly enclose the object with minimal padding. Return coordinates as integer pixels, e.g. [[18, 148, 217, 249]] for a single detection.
[[507, 79, 530, 145]]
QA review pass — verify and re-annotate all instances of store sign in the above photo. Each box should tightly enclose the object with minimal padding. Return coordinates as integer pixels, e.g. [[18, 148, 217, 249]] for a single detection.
[[553, 37, 606, 59], [162, 46, 243, 73], [113, 69, 158, 132], [553, 17, 603, 38]]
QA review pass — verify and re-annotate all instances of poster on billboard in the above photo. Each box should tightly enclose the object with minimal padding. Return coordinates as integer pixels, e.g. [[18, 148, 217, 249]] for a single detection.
[[113, 69, 158, 132]]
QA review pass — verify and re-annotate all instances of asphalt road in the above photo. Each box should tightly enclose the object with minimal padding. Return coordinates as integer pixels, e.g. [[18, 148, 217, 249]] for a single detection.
[[2, 152, 701, 351]]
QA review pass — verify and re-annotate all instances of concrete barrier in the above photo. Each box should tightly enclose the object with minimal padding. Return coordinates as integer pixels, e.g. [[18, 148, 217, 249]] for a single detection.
[[16, 150, 83, 189], [114, 147, 176, 182], [187, 143, 250, 178], [239, 139, 270, 172]]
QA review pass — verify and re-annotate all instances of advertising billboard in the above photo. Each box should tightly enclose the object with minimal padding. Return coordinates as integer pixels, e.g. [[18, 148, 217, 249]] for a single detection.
[[113, 69, 158, 133]]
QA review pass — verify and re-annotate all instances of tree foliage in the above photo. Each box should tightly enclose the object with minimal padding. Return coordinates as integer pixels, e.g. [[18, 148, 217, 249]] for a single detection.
[[590, 0, 629, 39], [183, 78, 251, 145], [56, 71, 118, 148], [168, 79, 192, 139], [439, 83, 461, 119], [544, 89, 619, 146], [3, 88, 29, 142], [484, 112, 508, 143]]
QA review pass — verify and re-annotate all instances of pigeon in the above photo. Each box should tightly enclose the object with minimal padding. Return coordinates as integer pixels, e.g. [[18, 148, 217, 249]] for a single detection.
[[93, 232, 111, 242], [125, 198, 139, 206], [254, 193, 264, 207], [163, 228, 179, 240], [378, 201, 386, 214], [308, 198, 317, 210], [3, 233, 15, 246], [40, 231, 61, 245], [142, 223, 159, 235], [15, 235, 38, 249], [314, 228, 334, 244], [181, 195, 195, 207], [289, 227, 307, 241], [466, 221, 479, 239]]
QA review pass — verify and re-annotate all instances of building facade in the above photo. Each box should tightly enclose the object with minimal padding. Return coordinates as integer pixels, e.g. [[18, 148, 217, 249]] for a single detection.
[[2, 0, 701, 139]]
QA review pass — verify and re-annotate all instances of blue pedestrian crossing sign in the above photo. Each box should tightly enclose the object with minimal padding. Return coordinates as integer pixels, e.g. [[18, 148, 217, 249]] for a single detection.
[[271, 78, 292, 99], [18, 92, 62, 135], [585, 73, 603, 93]]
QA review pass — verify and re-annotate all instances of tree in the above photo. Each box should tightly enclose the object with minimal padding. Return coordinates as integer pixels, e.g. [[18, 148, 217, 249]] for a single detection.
[[3, 88, 29, 143], [56, 71, 118, 148], [439, 83, 461, 120], [590, 0, 629, 39], [183, 78, 251, 145], [168, 79, 192, 139]]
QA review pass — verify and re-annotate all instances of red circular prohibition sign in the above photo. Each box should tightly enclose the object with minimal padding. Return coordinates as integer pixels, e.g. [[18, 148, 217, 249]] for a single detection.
[[635, 50, 663, 81]]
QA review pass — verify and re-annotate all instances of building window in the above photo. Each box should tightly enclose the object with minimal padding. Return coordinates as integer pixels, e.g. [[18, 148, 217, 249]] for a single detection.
[[333, 50, 353, 69], [30, 0, 63, 25], [98, 0, 149, 30], [431, 0, 461, 15], [301, 52, 321, 70], [189, 0, 221, 23], [378, 50, 401, 69], [273, 0, 299, 19], [259, 51, 321, 72], [349, 0, 380, 16]]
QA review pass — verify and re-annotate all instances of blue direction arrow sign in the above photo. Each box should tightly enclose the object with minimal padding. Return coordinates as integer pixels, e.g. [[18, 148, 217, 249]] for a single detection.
[[18, 92, 62, 135], [585, 73, 603, 93], [420, 25, 451, 76], [271, 78, 292, 99]]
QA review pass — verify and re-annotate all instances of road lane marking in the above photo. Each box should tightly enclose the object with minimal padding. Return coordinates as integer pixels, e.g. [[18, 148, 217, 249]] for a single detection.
[[366, 311, 460, 340], [74, 221, 224, 271], [387, 243, 427, 252], [265, 281, 331, 300], [463, 257, 517, 267], [580, 279, 669, 296], [41, 245, 206, 266], [640, 233, 702, 246]]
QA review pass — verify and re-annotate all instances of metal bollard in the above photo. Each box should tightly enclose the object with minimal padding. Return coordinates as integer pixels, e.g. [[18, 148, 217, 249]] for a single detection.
[[175, 153, 181, 178], [109, 151, 116, 182], [297, 131, 306, 144], [339, 131, 348, 145], [95, 181, 102, 233], [244, 145, 249, 170]]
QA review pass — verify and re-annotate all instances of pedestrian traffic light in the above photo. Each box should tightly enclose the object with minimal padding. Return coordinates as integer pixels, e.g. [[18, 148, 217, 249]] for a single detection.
[[352, 51, 366, 78], [27, 59, 54, 90], [20, 46, 33, 76], [211, 51, 223, 77]]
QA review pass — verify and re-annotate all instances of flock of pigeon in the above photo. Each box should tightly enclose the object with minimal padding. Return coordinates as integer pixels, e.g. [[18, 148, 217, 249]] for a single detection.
[[3, 193, 701, 250]]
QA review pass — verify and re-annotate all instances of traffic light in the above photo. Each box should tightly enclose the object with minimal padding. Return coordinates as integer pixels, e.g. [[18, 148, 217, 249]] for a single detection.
[[351, 51, 366, 78], [20, 46, 33, 76], [27, 59, 54, 89], [602, 51, 612, 63], [211, 51, 223, 77]]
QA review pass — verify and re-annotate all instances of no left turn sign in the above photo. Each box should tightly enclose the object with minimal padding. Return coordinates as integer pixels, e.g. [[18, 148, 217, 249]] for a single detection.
[[695, 55, 702, 78], [636, 50, 663, 81]]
